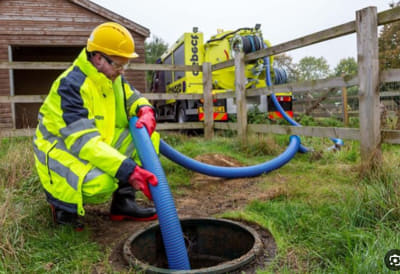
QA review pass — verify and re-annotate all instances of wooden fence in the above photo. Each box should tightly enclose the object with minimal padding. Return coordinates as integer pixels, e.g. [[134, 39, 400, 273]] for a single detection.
[[1, 6, 400, 169], [293, 90, 400, 121]]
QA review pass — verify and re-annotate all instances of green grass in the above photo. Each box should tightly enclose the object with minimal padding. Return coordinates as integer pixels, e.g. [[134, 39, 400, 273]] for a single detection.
[[1, 132, 399, 273], [0, 137, 105, 273], [219, 136, 400, 273]]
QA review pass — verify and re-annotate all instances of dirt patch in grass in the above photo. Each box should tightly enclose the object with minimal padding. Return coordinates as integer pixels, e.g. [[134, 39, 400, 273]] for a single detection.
[[85, 153, 281, 273]]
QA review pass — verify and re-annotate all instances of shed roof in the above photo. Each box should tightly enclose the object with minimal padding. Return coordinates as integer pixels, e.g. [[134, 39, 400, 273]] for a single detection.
[[69, 0, 150, 37]]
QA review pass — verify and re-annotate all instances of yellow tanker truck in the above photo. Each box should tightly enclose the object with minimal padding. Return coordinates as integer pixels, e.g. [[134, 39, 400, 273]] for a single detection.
[[151, 25, 293, 122]]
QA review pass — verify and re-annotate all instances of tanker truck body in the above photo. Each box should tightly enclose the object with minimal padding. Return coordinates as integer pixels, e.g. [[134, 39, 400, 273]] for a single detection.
[[151, 26, 292, 122]]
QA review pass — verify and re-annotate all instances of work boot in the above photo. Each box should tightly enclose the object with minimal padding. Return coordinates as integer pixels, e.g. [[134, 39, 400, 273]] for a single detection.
[[110, 184, 157, 221], [50, 205, 84, 231]]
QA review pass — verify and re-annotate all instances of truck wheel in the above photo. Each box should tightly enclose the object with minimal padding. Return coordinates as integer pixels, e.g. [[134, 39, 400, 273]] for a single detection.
[[177, 106, 192, 134], [177, 106, 187, 123]]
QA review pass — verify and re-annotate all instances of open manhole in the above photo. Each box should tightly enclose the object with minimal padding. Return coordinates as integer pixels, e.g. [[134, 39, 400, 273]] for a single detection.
[[123, 217, 264, 273]]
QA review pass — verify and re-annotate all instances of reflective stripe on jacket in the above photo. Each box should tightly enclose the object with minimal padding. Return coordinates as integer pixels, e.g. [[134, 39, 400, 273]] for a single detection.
[[33, 48, 154, 215]]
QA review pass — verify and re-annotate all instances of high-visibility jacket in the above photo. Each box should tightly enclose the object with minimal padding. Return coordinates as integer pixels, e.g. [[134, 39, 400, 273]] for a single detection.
[[33, 49, 159, 216]]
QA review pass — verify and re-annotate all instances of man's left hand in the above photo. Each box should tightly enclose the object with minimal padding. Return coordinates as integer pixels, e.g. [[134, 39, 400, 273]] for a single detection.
[[129, 165, 158, 201], [136, 106, 156, 136]]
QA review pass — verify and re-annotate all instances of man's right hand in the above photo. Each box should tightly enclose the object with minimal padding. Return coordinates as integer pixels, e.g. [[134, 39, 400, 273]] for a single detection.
[[128, 165, 158, 200], [136, 106, 156, 136]]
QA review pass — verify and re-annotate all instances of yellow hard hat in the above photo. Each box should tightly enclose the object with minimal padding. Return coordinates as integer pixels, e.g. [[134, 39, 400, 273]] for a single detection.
[[87, 22, 138, 58]]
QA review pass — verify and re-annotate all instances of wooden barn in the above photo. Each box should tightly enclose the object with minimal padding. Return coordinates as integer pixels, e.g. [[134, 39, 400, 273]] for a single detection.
[[0, 0, 150, 129]]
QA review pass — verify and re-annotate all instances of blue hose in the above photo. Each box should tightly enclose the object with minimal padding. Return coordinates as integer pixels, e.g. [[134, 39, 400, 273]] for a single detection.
[[160, 136, 300, 178], [273, 67, 288, 85], [262, 42, 343, 150], [270, 93, 344, 151], [270, 94, 308, 153], [129, 117, 191, 270], [270, 93, 300, 127], [156, 43, 299, 178], [330, 137, 344, 147], [262, 43, 308, 153], [263, 43, 273, 87]]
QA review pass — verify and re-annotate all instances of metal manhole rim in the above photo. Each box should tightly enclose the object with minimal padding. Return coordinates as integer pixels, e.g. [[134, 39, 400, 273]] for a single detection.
[[123, 217, 264, 274]]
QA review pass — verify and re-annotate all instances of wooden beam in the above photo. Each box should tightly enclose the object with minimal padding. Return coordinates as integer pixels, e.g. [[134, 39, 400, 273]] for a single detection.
[[214, 123, 360, 140], [291, 90, 400, 103], [245, 75, 358, 97], [0, 93, 203, 103], [211, 7, 400, 70], [212, 59, 235, 72], [4, 123, 400, 146], [249, 124, 360, 140], [0, 61, 71, 70], [213, 122, 238, 131], [0, 128, 36, 138], [235, 52, 247, 144], [215, 123, 400, 145], [246, 21, 356, 62], [214, 90, 236, 99], [143, 93, 203, 100], [2, 123, 206, 137], [305, 88, 336, 115], [294, 111, 359, 118], [0, 72, 362, 103], [0, 123, 205, 137], [382, 129, 400, 144], [2, 80, 399, 104], [341, 86, 349, 126], [126, 63, 201, 72], [305, 92, 333, 116], [378, 6, 400, 25], [203, 62, 214, 140], [8, 45, 15, 130], [379, 91, 400, 97], [0, 95, 47, 103], [156, 122, 203, 130], [381, 69, 400, 83], [0, 61, 200, 72], [356, 6, 381, 168]]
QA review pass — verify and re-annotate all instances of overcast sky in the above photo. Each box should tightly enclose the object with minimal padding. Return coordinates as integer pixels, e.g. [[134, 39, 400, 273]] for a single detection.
[[91, 0, 392, 68]]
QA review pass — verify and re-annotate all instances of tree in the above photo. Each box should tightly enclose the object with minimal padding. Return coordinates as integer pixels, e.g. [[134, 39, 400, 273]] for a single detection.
[[145, 35, 168, 64], [144, 35, 168, 91], [296, 56, 331, 81], [272, 54, 298, 82], [378, 1, 400, 95], [334, 57, 358, 77], [378, 1, 400, 71], [334, 58, 359, 107]]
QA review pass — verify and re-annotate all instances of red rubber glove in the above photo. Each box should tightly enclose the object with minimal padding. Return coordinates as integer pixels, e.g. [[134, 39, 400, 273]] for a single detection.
[[136, 106, 156, 136], [128, 165, 158, 200]]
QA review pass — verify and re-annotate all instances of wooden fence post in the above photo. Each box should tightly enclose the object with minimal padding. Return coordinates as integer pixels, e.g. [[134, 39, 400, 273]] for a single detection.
[[341, 85, 349, 126], [234, 51, 247, 144], [356, 6, 381, 169], [202, 62, 214, 140]]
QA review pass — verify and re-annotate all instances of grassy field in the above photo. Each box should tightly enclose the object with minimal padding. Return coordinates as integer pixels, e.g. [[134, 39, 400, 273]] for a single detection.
[[1, 130, 399, 273]]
